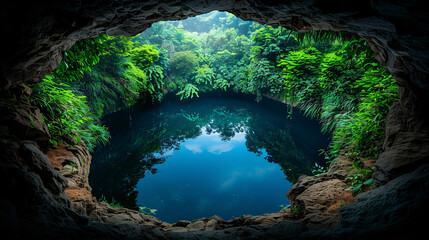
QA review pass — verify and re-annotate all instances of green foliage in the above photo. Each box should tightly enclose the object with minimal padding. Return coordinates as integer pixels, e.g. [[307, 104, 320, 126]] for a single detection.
[[251, 26, 297, 61], [130, 44, 160, 68], [279, 204, 290, 210], [194, 65, 215, 85], [311, 162, 327, 176], [176, 83, 199, 100], [76, 35, 166, 118], [294, 30, 357, 45], [55, 34, 108, 81], [330, 65, 398, 158], [30, 75, 110, 151], [213, 78, 229, 91], [99, 195, 124, 208], [139, 206, 157, 215], [277, 47, 323, 103], [144, 65, 165, 101], [169, 51, 199, 76], [345, 161, 374, 195]]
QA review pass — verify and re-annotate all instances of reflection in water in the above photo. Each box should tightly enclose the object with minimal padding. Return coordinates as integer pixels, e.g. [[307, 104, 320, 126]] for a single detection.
[[90, 93, 330, 223]]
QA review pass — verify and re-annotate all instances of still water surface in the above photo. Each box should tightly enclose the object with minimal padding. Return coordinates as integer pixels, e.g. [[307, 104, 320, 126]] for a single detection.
[[90, 93, 329, 223]]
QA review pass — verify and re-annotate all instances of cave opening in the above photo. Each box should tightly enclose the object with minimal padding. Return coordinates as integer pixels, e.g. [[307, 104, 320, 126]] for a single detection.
[[1, 2, 428, 240], [27, 11, 395, 225]]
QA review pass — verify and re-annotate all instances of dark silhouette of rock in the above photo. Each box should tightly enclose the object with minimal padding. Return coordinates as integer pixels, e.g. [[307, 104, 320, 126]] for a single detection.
[[0, 1, 429, 239]]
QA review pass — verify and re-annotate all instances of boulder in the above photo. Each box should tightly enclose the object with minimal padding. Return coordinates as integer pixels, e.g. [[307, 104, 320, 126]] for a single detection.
[[294, 179, 354, 229], [187, 220, 206, 231], [0, 137, 95, 239], [286, 153, 355, 230], [296, 179, 354, 216], [172, 220, 191, 228]]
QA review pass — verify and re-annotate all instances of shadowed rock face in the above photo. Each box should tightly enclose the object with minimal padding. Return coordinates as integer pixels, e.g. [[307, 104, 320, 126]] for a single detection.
[[1, 1, 429, 239]]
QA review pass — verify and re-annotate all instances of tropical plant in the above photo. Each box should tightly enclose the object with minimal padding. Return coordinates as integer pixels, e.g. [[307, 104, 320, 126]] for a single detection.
[[345, 161, 374, 194], [139, 206, 157, 215], [54, 34, 108, 81], [329, 64, 398, 158], [99, 195, 124, 208], [176, 83, 199, 100], [30, 75, 110, 151], [169, 51, 199, 76]]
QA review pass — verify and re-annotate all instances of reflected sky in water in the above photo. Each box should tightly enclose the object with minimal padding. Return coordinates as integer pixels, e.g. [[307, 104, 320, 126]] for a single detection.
[[137, 128, 291, 223], [90, 93, 330, 223]]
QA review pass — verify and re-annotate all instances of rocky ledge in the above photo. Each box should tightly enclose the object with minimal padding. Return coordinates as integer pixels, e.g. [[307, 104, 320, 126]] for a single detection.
[[88, 201, 305, 240]]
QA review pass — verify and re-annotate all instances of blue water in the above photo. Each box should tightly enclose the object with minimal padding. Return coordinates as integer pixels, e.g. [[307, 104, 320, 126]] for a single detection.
[[90, 93, 330, 223], [136, 128, 292, 222]]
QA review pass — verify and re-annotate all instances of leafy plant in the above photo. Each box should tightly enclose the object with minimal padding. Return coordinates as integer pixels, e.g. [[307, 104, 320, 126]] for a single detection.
[[330, 65, 398, 158], [54, 34, 108, 81], [139, 206, 157, 215], [99, 195, 123, 208], [290, 204, 305, 218], [345, 161, 374, 194], [30, 75, 110, 151], [279, 204, 290, 210], [169, 51, 199, 76], [311, 162, 327, 176], [176, 83, 200, 100]]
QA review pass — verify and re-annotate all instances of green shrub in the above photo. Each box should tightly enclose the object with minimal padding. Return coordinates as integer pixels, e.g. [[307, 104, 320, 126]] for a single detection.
[[330, 65, 398, 158], [30, 75, 110, 151]]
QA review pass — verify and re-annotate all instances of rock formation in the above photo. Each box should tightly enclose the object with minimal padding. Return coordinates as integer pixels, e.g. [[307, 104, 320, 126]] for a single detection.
[[1, 0, 429, 239]]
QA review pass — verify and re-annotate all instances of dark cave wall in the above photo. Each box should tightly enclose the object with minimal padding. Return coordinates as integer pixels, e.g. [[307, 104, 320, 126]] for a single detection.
[[0, 0, 429, 239]]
